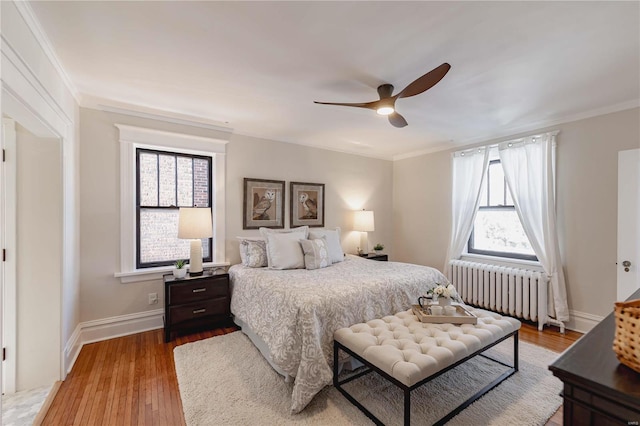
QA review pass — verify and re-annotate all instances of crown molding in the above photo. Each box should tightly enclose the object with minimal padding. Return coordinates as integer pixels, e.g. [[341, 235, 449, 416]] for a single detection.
[[80, 95, 235, 134], [392, 99, 640, 161], [13, 1, 80, 101]]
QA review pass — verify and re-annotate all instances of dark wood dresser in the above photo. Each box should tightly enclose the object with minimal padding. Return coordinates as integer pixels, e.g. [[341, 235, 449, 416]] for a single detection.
[[163, 271, 231, 342], [549, 288, 640, 425]]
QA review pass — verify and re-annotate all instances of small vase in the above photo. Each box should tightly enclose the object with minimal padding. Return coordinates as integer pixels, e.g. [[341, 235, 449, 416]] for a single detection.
[[438, 297, 452, 306], [173, 268, 187, 279]]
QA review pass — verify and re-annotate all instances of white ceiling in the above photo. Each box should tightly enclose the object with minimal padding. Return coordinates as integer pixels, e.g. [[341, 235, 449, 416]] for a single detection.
[[29, 1, 640, 160]]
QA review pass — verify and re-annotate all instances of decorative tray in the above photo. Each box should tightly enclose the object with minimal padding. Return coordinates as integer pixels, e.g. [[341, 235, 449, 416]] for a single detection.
[[411, 304, 478, 324]]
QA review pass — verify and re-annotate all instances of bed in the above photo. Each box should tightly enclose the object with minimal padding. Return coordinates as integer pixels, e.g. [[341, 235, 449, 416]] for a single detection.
[[229, 254, 449, 413]]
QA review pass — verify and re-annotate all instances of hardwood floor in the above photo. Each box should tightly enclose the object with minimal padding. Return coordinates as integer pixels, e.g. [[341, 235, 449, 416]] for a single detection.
[[41, 322, 581, 425]]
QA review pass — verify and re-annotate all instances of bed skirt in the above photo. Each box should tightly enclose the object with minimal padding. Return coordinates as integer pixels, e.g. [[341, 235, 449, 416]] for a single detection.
[[233, 316, 364, 384]]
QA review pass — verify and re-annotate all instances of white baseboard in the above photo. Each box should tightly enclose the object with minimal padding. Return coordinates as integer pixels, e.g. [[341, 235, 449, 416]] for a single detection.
[[60, 306, 602, 375], [63, 324, 82, 376], [567, 309, 604, 334], [63, 309, 164, 374]]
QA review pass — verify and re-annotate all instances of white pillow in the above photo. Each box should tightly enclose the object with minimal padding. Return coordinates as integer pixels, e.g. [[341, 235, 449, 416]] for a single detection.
[[260, 226, 309, 269], [308, 227, 344, 263], [299, 237, 330, 270]]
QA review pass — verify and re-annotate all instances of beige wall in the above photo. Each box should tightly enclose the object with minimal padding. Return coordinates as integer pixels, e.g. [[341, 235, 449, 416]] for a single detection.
[[16, 124, 62, 390], [226, 134, 393, 263], [79, 107, 393, 322], [393, 108, 640, 326]]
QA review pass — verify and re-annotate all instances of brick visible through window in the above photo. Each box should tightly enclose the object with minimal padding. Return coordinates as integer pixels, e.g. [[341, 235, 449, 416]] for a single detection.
[[136, 148, 212, 268]]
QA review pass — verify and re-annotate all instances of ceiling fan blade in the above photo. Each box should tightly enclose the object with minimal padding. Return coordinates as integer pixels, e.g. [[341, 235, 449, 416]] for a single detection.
[[398, 63, 451, 99], [388, 112, 408, 128], [313, 100, 380, 110]]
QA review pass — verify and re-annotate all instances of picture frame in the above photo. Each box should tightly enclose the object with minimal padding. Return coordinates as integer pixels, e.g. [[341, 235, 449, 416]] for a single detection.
[[290, 182, 325, 228], [243, 178, 285, 229]]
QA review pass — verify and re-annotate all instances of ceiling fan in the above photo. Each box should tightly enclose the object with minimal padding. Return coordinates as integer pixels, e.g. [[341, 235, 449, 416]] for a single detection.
[[314, 63, 451, 128]]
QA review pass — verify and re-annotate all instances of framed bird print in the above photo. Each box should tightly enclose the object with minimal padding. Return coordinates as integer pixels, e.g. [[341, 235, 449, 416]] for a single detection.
[[290, 182, 325, 228], [243, 178, 285, 229]]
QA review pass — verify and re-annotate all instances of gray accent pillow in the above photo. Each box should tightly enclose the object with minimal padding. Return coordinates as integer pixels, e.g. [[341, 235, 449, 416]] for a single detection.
[[308, 228, 344, 263], [238, 238, 267, 267], [299, 237, 330, 270]]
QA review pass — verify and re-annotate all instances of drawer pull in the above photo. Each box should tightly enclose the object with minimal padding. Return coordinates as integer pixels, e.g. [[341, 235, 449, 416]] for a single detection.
[[193, 309, 206, 314], [192, 288, 207, 293]]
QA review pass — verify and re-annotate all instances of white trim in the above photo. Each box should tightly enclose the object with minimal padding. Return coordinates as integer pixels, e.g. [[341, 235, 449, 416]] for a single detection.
[[63, 325, 81, 376], [114, 262, 229, 284], [115, 124, 228, 153], [1, 37, 70, 136], [63, 310, 164, 374], [1, 119, 17, 394], [81, 98, 234, 134], [115, 124, 228, 282], [2, 0, 80, 386], [567, 310, 603, 334], [80, 309, 164, 346], [12, 1, 79, 101]]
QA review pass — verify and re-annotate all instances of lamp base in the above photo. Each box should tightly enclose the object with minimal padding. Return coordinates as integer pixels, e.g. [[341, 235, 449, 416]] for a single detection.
[[188, 239, 203, 276], [359, 232, 369, 255]]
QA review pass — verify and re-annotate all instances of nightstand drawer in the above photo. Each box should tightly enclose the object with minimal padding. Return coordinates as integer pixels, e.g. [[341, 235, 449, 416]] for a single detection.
[[168, 298, 229, 325], [168, 277, 228, 304], [163, 272, 231, 342]]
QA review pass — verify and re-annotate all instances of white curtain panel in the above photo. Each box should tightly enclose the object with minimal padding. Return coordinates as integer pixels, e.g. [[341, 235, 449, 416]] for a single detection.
[[444, 147, 489, 274], [498, 134, 569, 322]]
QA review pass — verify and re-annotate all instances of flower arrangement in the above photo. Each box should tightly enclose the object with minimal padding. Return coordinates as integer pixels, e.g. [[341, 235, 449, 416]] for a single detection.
[[429, 283, 458, 299]]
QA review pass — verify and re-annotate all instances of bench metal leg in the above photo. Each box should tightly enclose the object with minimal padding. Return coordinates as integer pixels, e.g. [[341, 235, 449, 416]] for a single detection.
[[404, 388, 410, 426], [514, 331, 519, 372]]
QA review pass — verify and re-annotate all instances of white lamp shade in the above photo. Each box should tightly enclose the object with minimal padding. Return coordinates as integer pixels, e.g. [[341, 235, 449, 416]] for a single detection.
[[178, 207, 212, 239], [353, 210, 375, 232]]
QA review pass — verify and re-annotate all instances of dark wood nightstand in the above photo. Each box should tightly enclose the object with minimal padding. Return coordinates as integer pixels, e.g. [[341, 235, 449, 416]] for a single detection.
[[163, 272, 231, 342], [361, 253, 388, 261]]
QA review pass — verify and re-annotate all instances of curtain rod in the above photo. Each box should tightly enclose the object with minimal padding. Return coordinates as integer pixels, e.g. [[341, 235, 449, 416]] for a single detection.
[[454, 130, 559, 156]]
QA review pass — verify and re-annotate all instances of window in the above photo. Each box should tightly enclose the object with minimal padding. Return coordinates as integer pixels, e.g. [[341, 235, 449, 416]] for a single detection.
[[115, 124, 228, 283], [136, 148, 212, 268], [468, 159, 537, 261]]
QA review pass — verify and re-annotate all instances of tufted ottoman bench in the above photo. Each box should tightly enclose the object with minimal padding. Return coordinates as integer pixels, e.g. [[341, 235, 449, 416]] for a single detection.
[[333, 307, 521, 426]]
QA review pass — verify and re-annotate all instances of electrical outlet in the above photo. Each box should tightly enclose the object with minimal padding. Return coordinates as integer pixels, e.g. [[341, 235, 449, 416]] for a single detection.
[[148, 293, 158, 305]]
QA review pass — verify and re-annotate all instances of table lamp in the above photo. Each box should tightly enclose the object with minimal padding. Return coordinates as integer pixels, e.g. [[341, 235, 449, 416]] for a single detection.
[[178, 207, 212, 276], [353, 209, 374, 255]]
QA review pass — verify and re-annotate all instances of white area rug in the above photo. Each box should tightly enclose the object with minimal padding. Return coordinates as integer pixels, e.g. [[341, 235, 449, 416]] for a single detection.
[[174, 331, 562, 426]]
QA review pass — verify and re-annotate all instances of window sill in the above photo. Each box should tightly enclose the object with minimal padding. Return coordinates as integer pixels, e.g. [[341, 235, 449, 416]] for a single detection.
[[115, 262, 230, 284], [460, 253, 542, 271]]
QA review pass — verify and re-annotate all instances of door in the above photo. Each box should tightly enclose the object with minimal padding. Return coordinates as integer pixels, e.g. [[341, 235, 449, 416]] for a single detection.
[[617, 148, 640, 301]]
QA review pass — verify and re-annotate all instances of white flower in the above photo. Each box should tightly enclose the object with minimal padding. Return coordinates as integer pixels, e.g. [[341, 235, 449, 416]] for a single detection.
[[430, 283, 457, 299]]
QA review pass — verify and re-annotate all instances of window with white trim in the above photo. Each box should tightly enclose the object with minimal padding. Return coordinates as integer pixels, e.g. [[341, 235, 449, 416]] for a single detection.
[[115, 124, 227, 283], [467, 159, 538, 261]]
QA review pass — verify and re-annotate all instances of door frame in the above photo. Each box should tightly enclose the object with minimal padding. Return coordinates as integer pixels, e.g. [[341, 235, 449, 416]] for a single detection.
[[1, 118, 17, 394], [617, 148, 640, 300]]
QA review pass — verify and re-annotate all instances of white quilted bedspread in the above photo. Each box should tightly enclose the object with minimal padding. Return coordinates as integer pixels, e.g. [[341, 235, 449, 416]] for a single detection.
[[229, 255, 448, 413]]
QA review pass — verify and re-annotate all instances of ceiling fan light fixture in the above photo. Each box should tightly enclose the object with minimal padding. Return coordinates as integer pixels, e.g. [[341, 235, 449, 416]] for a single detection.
[[313, 63, 451, 128]]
